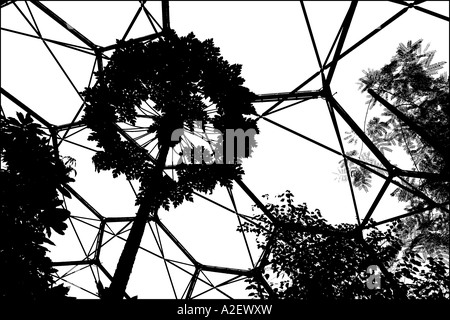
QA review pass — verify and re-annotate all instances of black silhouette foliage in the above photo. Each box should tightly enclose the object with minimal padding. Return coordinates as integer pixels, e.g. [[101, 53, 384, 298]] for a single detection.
[[0, 112, 73, 300], [239, 191, 449, 299], [338, 40, 449, 262], [82, 30, 258, 210], [338, 40, 448, 200]]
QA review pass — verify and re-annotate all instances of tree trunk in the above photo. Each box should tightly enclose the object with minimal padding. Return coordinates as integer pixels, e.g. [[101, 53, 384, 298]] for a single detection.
[[105, 141, 171, 300]]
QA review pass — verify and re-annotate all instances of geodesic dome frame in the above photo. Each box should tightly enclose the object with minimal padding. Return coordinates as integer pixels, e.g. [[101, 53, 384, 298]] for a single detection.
[[1, 1, 449, 299]]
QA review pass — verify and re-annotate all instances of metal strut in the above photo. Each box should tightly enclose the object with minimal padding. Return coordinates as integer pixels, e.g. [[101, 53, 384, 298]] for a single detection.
[[252, 90, 322, 103], [162, 0, 170, 30]]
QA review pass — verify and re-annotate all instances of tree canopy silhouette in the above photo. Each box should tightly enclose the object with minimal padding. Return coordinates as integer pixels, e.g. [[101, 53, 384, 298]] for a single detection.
[[337, 39, 449, 265], [0, 112, 73, 300], [81, 30, 259, 299], [340, 40, 448, 200], [239, 191, 449, 299]]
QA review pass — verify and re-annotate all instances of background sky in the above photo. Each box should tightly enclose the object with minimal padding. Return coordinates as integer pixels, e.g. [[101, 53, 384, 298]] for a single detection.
[[1, 1, 449, 299]]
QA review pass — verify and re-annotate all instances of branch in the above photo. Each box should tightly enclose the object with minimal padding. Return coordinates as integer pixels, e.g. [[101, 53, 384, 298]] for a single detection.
[[368, 89, 449, 164]]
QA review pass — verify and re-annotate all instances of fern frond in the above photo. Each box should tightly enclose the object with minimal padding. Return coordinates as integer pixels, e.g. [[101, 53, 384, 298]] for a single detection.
[[374, 139, 393, 154], [334, 167, 349, 182], [426, 61, 446, 75], [343, 130, 359, 145], [352, 168, 372, 192], [422, 50, 436, 67]]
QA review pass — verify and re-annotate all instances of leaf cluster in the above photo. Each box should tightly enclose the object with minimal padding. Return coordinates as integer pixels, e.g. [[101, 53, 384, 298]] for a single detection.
[[0, 113, 73, 299], [338, 40, 449, 260], [239, 191, 448, 299], [339, 40, 450, 270], [352, 40, 449, 204], [82, 31, 258, 210]]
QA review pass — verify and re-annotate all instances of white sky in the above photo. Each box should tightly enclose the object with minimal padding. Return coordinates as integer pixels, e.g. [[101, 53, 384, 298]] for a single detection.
[[1, 1, 449, 299]]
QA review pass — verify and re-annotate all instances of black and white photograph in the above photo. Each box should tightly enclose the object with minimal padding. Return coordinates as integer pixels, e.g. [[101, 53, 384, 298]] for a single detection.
[[1, 0, 449, 316]]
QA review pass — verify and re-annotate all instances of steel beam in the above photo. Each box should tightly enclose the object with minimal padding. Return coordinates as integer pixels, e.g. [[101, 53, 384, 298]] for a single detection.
[[185, 268, 200, 299], [366, 201, 449, 229], [327, 95, 393, 171], [368, 88, 450, 164], [360, 176, 393, 227], [162, 0, 170, 30], [52, 260, 94, 267], [55, 120, 86, 131], [1, 87, 52, 128], [31, 1, 97, 50], [154, 218, 199, 266], [64, 184, 104, 220], [326, 1, 357, 84], [100, 32, 163, 52], [201, 264, 251, 276], [253, 90, 322, 103]]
